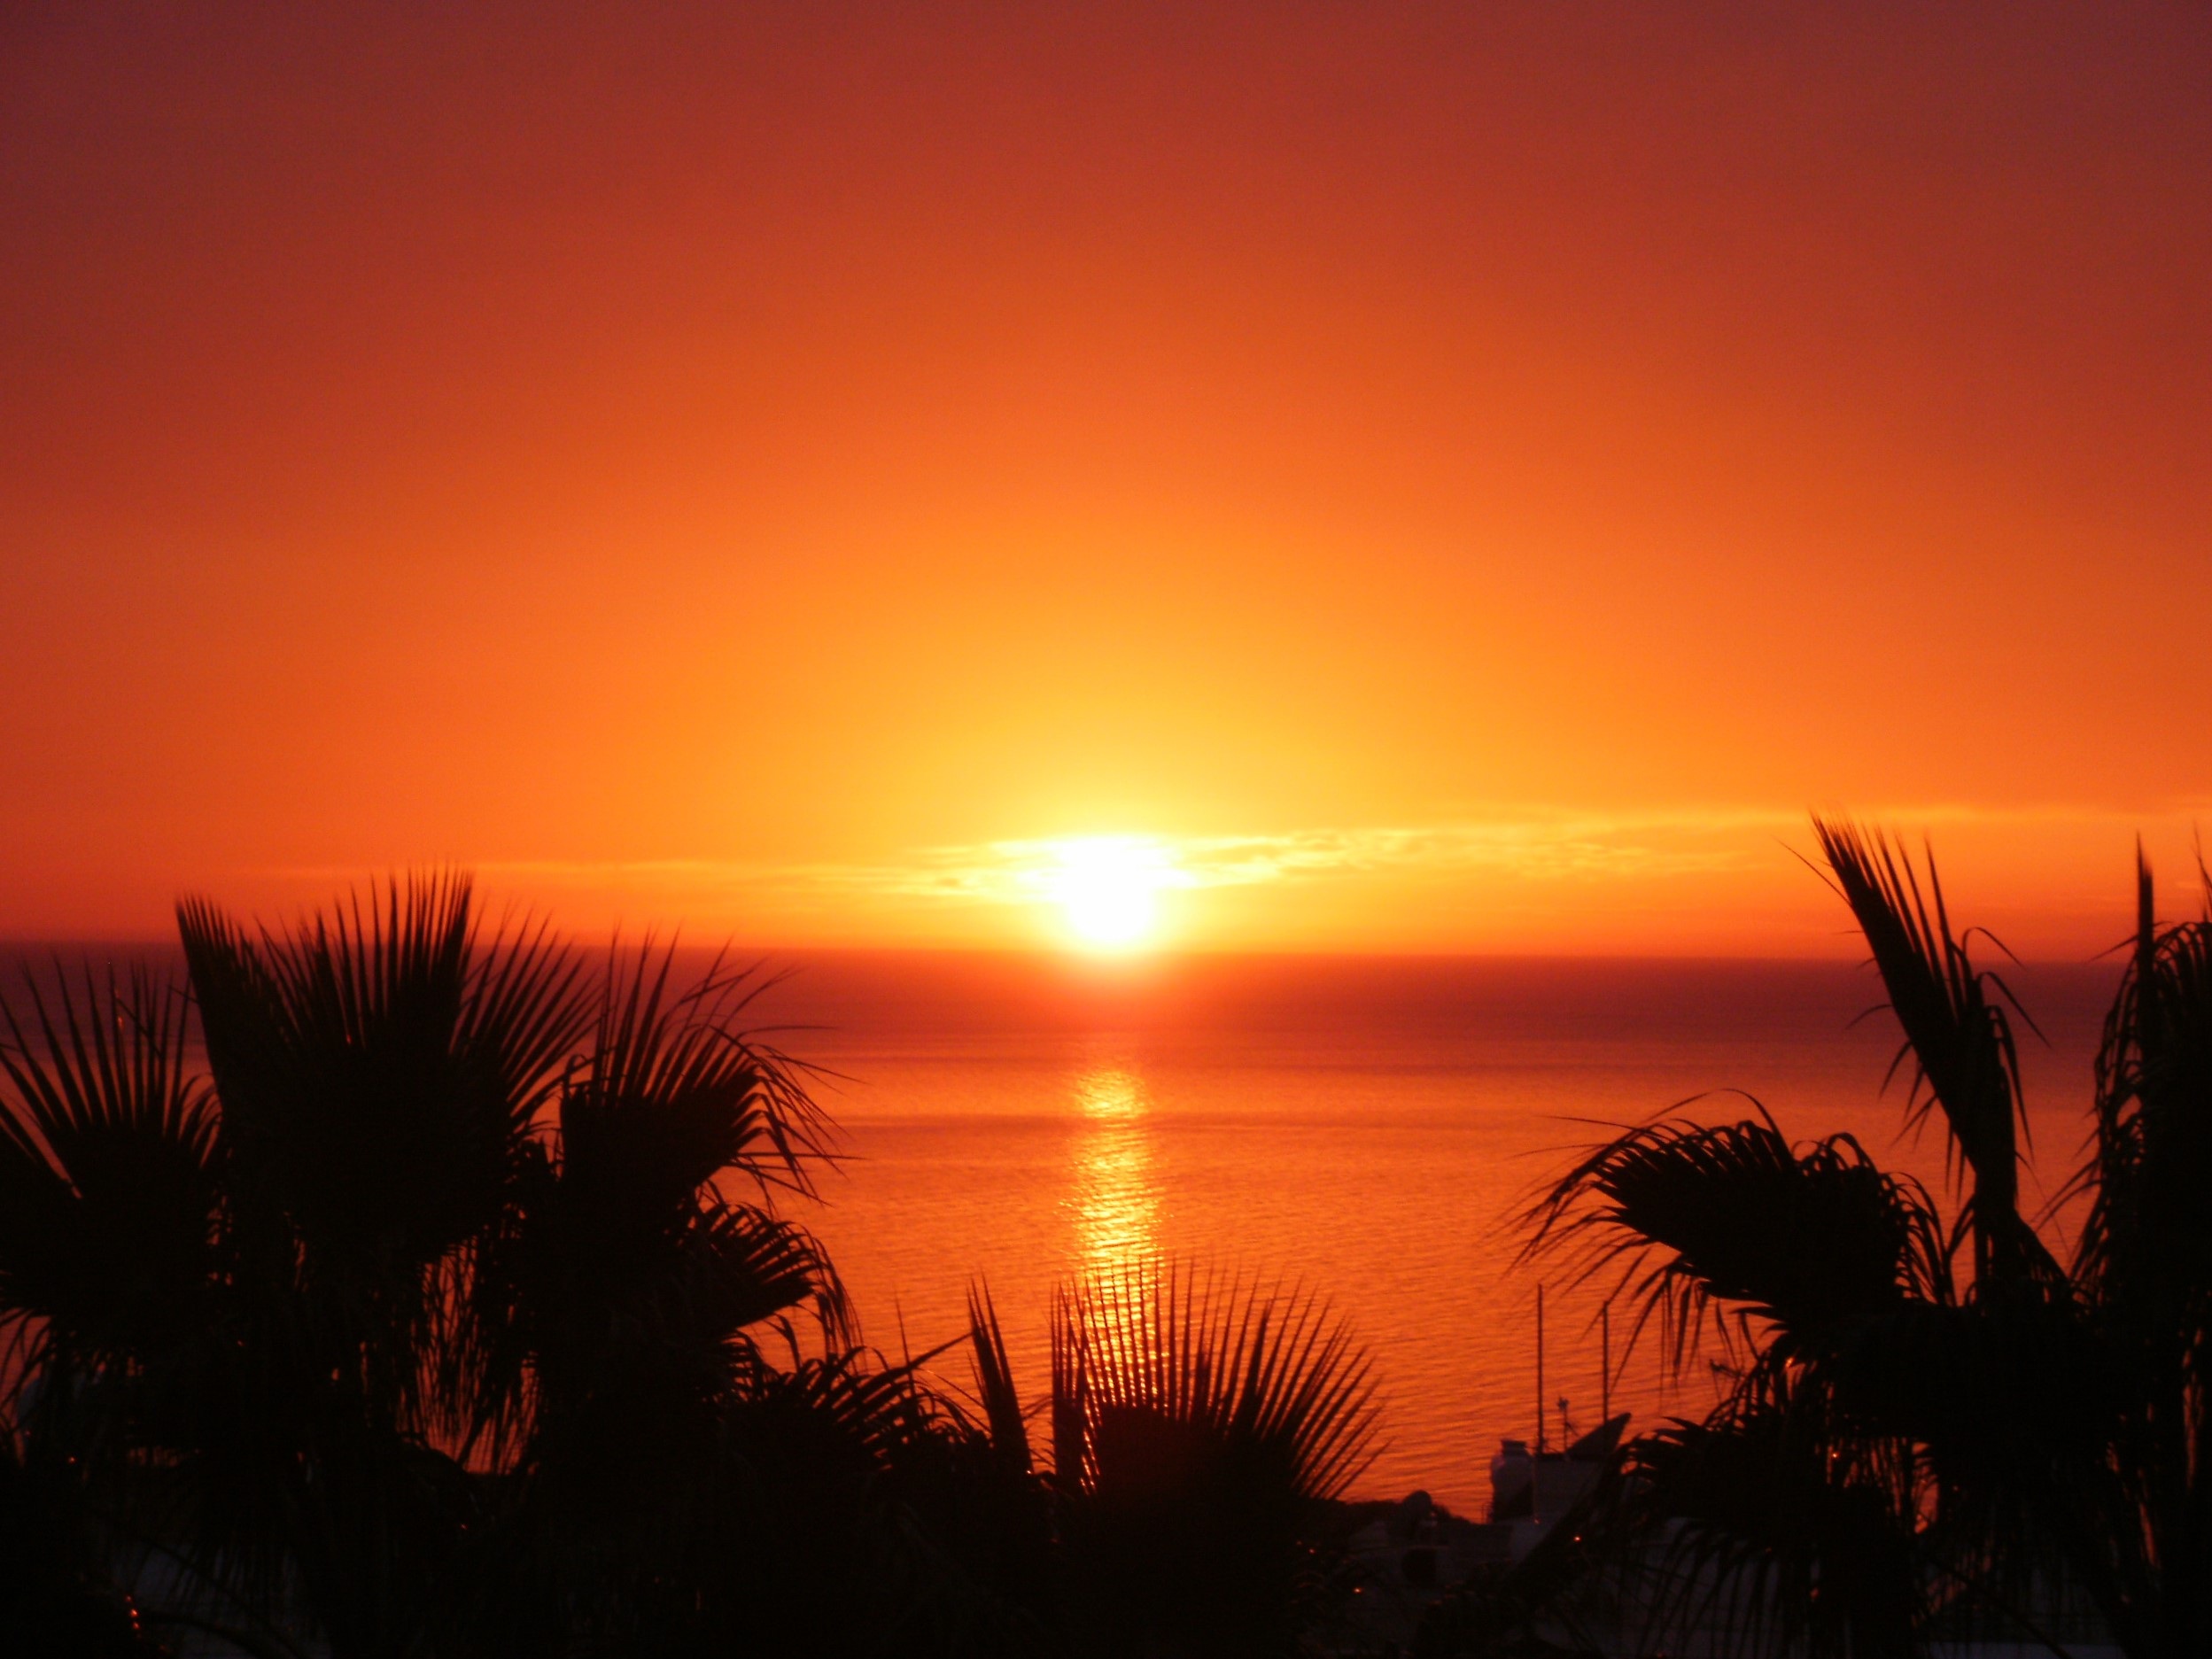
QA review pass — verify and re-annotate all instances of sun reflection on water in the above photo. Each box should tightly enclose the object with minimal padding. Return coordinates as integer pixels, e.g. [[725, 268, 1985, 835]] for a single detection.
[[1067, 1066, 1160, 1272]]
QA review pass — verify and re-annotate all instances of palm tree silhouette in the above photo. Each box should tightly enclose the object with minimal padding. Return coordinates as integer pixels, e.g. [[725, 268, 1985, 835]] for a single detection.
[[966, 1259, 1379, 1658], [1424, 819, 2211, 1658], [0, 878, 969, 1656]]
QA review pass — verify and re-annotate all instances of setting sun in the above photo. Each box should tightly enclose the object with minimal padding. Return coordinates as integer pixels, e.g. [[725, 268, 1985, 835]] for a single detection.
[[1044, 838, 1173, 950]]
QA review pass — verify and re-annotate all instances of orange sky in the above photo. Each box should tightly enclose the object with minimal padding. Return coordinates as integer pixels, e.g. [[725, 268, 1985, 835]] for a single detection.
[[3, 4, 2207, 955]]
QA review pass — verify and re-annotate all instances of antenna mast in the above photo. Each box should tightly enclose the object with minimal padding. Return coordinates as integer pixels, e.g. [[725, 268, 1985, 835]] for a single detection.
[[1535, 1282, 1546, 1456], [1601, 1299, 1611, 1423]]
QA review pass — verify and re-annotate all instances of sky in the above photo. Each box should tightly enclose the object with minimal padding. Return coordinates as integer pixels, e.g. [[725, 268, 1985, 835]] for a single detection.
[[3, 3, 2208, 955]]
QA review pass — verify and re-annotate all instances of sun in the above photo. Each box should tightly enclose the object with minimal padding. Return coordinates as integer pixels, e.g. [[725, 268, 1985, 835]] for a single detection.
[[1044, 838, 1171, 951]]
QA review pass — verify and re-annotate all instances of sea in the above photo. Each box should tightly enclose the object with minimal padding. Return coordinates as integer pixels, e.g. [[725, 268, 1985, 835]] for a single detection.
[[757, 951, 2115, 1513], [5, 944, 2119, 1516]]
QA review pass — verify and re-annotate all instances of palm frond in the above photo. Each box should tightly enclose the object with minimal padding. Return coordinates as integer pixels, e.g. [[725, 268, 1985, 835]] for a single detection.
[[1049, 1260, 1380, 1655], [458, 905, 592, 1136], [178, 876, 589, 1425], [1610, 1383, 1923, 1659], [2070, 850, 2212, 1651], [1525, 1109, 1951, 1376], [1812, 818, 2054, 1286], [0, 965, 218, 1377], [966, 1281, 1031, 1477], [2080, 853, 2212, 1299], [563, 941, 837, 1209], [181, 875, 561, 1264], [1055, 1260, 1379, 1506], [463, 947, 847, 1471], [473, 1189, 843, 1477]]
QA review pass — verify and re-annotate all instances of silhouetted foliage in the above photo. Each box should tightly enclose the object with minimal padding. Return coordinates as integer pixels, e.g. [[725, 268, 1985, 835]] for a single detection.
[[966, 1261, 1379, 1658], [1425, 819, 2212, 1659], [0, 879, 1383, 1658], [0, 880, 1005, 1657]]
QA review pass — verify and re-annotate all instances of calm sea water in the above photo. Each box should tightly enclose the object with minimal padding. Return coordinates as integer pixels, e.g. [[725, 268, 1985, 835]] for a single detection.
[[5, 944, 2117, 1514], [759, 952, 2115, 1513]]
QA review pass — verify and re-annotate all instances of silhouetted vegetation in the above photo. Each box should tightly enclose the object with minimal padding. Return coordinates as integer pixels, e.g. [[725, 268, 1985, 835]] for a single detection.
[[997, 1263, 1378, 1656], [1422, 819, 2212, 1659], [13, 822, 2202, 1658], [0, 878, 1378, 1657]]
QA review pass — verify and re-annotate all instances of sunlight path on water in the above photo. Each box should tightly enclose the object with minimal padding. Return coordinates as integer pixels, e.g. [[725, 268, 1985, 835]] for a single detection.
[[1068, 1066, 1160, 1271]]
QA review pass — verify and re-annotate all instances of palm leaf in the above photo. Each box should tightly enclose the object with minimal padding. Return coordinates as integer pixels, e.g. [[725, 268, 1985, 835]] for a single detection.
[[1525, 1106, 1951, 1375], [1056, 1260, 1379, 1505], [179, 876, 585, 1272], [467, 943, 846, 1469], [177, 876, 588, 1426], [966, 1281, 1031, 1477], [0, 965, 218, 1379], [1812, 818, 2054, 1285], [1609, 1382, 1922, 1659], [1050, 1260, 1379, 1655], [2080, 851, 2212, 1298], [2070, 851, 2212, 1652], [560, 942, 836, 1209]]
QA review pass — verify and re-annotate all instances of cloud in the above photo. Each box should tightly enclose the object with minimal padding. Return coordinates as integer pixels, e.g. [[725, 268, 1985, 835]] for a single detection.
[[276, 800, 2208, 917], [467, 812, 1789, 911], [884, 817, 1780, 902]]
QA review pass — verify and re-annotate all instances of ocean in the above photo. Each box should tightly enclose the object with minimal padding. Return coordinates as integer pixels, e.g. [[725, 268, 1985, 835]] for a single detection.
[[759, 951, 2115, 1513], [4, 943, 2119, 1515]]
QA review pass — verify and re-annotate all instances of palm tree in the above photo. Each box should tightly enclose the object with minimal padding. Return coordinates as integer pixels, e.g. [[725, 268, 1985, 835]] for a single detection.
[[0, 876, 968, 1657], [166, 878, 591, 1654], [1423, 819, 2210, 1657], [0, 964, 205, 1655], [2069, 857, 2212, 1654], [446, 944, 982, 1656], [966, 1260, 1380, 1658]]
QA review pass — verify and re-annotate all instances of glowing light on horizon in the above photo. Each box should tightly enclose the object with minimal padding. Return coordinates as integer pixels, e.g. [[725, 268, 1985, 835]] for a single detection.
[[1043, 836, 1176, 951]]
